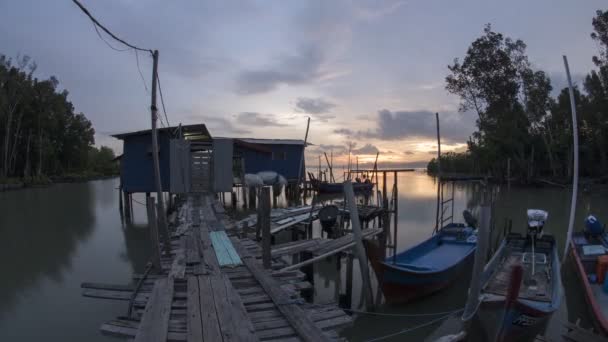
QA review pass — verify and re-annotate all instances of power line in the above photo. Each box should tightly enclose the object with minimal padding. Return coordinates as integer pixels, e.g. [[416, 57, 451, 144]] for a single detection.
[[135, 50, 149, 93], [72, 0, 152, 53], [156, 71, 171, 127], [92, 24, 130, 52]]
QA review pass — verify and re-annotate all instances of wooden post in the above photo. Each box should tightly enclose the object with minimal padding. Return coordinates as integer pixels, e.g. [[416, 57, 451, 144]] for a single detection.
[[296, 117, 310, 188], [146, 196, 162, 271], [249, 186, 256, 209], [507, 157, 511, 189], [392, 171, 398, 263], [343, 180, 374, 309], [118, 185, 124, 214], [260, 186, 272, 269], [382, 171, 389, 259], [149, 50, 169, 254], [434, 112, 442, 233], [241, 157, 247, 208], [462, 191, 491, 326], [123, 190, 131, 221], [345, 252, 354, 308], [231, 191, 237, 208]]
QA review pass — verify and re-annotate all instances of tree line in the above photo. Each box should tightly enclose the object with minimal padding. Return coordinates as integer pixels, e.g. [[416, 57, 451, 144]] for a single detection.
[[0, 54, 117, 183], [428, 10, 608, 183]]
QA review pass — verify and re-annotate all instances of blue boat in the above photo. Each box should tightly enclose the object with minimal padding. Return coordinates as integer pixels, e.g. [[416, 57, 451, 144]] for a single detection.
[[367, 223, 477, 303]]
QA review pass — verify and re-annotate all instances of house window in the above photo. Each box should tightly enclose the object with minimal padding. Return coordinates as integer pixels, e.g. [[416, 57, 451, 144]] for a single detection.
[[272, 151, 287, 160]]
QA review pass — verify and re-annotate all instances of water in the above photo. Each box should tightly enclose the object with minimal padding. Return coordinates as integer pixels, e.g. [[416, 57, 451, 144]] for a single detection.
[[0, 178, 150, 341], [0, 174, 605, 341]]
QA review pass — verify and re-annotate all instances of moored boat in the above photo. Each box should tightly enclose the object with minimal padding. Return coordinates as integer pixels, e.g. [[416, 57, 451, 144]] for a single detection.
[[476, 209, 561, 341], [569, 215, 608, 336], [367, 222, 477, 303], [309, 176, 374, 193]]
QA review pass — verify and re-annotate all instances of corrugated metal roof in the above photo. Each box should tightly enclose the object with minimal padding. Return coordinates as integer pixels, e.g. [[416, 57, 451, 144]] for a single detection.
[[229, 138, 311, 146], [112, 124, 211, 141]]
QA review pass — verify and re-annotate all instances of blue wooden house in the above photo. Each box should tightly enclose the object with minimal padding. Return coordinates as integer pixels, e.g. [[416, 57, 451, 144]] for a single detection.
[[112, 124, 211, 194], [232, 138, 307, 182]]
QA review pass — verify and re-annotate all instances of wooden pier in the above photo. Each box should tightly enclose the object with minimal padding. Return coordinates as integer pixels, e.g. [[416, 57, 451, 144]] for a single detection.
[[82, 193, 352, 341]]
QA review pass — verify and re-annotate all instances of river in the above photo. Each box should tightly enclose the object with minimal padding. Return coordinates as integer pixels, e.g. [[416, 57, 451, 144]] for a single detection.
[[0, 174, 604, 341]]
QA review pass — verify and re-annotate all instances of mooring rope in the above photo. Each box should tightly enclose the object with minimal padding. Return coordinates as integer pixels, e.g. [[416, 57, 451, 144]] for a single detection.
[[363, 309, 464, 342]]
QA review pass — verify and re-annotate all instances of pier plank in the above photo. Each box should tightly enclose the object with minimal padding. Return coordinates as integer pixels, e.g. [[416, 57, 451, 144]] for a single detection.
[[134, 277, 174, 342]]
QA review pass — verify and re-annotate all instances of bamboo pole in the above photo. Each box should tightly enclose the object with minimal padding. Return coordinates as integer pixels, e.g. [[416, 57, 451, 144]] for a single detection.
[[434, 112, 442, 234], [562, 55, 580, 263], [343, 180, 374, 309], [297, 117, 311, 188]]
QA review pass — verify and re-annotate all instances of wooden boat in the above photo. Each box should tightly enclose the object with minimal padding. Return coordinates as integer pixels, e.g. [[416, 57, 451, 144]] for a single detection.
[[309, 176, 374, 193], [569, 215, 608, 335], [367, 223, 477, 303], [476, 210, 561, 341]]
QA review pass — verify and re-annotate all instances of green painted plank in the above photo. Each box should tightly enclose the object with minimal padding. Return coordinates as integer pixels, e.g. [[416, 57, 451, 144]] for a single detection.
[[218, 231, 243, 265], [210, 231, 242, 266]]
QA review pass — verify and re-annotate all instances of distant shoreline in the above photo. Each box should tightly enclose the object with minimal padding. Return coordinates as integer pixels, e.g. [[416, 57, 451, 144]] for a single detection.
[[0, 174, 118, 192]]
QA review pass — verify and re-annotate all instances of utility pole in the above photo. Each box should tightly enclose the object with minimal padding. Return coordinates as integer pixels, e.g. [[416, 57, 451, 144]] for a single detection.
[[150, 50, 170, 254]]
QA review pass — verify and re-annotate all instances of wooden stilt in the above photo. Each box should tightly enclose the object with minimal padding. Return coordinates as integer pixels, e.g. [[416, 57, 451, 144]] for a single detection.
[[260, 186, 272, 269]]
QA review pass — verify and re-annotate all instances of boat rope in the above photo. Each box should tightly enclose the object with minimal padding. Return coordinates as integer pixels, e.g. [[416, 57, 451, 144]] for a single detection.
[[363, 309, 464, 342], [343, 307, 464, 317]]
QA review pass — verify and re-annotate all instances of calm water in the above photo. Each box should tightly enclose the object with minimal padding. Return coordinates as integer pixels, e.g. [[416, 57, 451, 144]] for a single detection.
[[0, 174, 605, 341]]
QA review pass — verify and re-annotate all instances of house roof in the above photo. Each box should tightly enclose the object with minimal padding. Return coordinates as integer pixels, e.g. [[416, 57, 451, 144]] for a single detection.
[[222, 138, 312, 146], [112, 124, 211, 142]]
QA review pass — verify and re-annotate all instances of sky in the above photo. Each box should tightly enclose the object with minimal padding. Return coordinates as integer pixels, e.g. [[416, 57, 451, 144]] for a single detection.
[[0, 0, 605, 168]]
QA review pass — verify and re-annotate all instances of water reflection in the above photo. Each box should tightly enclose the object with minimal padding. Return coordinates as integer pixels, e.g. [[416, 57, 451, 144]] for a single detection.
[[0, 178, 151, 341]]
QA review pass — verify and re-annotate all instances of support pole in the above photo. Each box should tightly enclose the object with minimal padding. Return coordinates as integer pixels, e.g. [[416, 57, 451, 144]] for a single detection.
[[462, 191, 491, 326], [146, 196, 162, 271], [343, 180, 374, 309], [434, 112, 442, 233], [296, 117, 311, 188], [260, 186, 272, 269], [562, 55, 580, 263], [149, 50, 170, 255], [507, 157, 511, 189], [382, 171, 388, 259], [392, 171, 398, 263]]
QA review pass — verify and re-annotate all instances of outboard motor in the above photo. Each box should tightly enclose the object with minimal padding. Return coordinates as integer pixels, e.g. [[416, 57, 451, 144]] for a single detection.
[[527, 209, 548, 237], [319, 205, 339, 236], [585, 215, 604, 236], [463, 210, 477, 228]]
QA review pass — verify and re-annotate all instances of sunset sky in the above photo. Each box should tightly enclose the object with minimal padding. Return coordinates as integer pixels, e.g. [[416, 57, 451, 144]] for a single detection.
[[1, 0, 604, 167]]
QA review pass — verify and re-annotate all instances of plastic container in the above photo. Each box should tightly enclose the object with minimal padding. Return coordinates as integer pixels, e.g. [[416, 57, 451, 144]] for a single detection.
[[596, 255, 608, 284]]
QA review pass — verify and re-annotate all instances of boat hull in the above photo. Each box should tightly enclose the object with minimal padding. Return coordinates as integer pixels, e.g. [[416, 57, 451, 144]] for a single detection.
[[476, 298, 554, 341], [366, 240, 475, 304], [570, 241, 608, 335], [316, 182, 373, 193]]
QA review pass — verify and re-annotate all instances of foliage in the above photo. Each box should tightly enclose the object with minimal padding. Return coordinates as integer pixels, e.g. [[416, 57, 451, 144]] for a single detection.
[[433, 12, 608, 181], [0, 54, 117, 181]]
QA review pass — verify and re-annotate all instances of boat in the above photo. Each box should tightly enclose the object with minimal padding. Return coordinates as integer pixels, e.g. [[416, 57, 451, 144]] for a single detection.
[[366, 221, 478, 303], [308, 173, 374, 193], [569, 215, 608, 335], [476, 209, 561, 341]]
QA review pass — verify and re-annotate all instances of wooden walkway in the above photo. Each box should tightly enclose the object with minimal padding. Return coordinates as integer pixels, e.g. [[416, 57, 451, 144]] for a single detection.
[[82, 194, 351, 341]]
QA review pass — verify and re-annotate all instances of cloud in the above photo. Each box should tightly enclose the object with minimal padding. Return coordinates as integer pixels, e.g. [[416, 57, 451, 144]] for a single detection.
[[403, 151, 415, 155], [352, 143, 379, 155], [308, 143, 348, 156], [235, 45, 331, 95], [427, 150, 438, 155], [294, 97, 336, 121], [235, 112, 286, 127], [334, 109, 475, 143], [195, 115, 251, 135]]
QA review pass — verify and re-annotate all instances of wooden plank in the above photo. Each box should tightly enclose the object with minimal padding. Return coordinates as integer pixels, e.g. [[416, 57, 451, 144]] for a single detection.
[[210, 274, 258, 341], [198, 276, 223, 342], [186, 276, 203, 342], [231, 238, 331, 342], [134, 277, 174, 342]]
